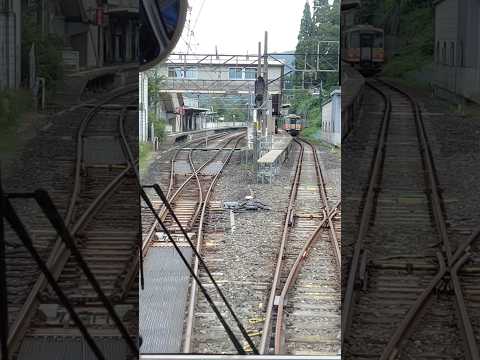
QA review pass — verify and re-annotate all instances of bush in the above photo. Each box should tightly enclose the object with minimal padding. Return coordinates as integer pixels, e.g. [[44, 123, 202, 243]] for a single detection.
[[0, 89, 32, 128], [149, 112, 166, 140], [22, 10, 64, 92]]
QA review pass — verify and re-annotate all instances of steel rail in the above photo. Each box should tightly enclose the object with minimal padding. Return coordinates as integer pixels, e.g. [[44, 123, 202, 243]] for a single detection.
[[142, 131, 243, 255], [124, 133, 228, 292], [259, 139, 305, 354], [182, 133, 252, 353], [185, 134, 244, 231], [341, 81, 391, 346], [126, 133, 240, 298], [307, 138, 341, 270], [7, 86, 138, 354], [375, 79, 480, 360], [274, 203, 340, 354], [142, 133, 222, 254], [261, 137, 341, 354]]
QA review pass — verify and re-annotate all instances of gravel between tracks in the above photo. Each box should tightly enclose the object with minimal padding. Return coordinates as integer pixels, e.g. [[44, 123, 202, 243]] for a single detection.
[[190, 139, 341, 353]]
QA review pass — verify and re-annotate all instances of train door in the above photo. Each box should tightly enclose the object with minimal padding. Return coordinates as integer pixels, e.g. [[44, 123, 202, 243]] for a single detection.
[[360, 33, 374, 62]]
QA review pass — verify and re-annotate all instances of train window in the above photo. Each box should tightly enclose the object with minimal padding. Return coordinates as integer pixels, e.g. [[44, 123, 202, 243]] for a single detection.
[[374, 32, 383, 48], [349, 32, 360, 48], [360, 33, 374, 48], [436, 41, 440, 64]]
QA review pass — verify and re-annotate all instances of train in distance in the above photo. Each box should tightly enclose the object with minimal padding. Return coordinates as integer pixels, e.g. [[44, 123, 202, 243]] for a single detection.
[[283, 114, 305, 136], [342, 24, 385, 75]]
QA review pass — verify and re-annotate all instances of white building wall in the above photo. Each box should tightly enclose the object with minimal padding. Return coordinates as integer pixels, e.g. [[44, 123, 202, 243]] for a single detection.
[[434, 0, 480, 103], [158, 63, 284, 94], [139, 72, 149, 142], [320, 90, 341, 146]]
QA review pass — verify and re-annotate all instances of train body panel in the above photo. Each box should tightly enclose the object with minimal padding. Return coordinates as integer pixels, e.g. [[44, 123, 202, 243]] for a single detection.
[[342, 24, 385, 75]]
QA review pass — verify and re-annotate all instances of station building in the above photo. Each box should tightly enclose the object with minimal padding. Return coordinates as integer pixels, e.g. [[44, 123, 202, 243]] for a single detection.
[[321, 89, 341, 146], [156, 54, 285, 135], [433, 0, 480, 104]]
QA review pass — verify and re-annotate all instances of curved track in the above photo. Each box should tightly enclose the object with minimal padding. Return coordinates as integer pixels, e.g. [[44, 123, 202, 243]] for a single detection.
[[139, 131, 247, 353], [343, 79, 480, 359], [6, 86, 140, 358], [142, 131, 244, 251]]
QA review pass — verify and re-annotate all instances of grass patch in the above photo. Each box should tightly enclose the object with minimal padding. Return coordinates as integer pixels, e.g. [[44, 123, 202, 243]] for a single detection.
[[139, 142, 153, 176], [301, 126, 320, 142], [382, 6, 434, 81], [463, 102, 480, 120], [0, 89, 32, 155]]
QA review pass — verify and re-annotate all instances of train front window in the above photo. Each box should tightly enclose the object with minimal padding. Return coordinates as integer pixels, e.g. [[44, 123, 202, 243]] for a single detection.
[[349, 31, 360, 48], [374, 32, 384, 48], [360, 33, 374, 48]]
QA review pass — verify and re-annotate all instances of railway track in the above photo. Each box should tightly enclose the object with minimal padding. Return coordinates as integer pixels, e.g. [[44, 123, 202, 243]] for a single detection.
[[5, 86, 140, 359], [140, 130, 247, 353], [342, 79, 480, 359], [140, 131, 234, 247], [258, 137, 341, 356], [141, 131, 244, 251]]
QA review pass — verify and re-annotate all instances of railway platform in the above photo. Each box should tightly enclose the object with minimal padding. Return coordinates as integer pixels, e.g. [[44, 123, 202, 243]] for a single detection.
[[257, 132, 293, 183], [140, 247, 193, 353], [165, 126, 247, 145], [54, 63, 138, 105]]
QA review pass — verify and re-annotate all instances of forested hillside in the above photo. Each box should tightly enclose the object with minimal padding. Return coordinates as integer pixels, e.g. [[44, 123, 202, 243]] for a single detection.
[[292, 0, 340, 140], [359, 0, 435, 79]]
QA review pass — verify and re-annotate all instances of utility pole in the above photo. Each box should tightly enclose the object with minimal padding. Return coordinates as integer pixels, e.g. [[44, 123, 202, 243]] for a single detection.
[[251, 42, 263, 177], [263, 31, 269, 139]]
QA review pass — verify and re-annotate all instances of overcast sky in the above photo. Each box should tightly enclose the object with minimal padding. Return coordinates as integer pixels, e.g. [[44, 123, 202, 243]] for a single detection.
[[173, 0, 316, 54]]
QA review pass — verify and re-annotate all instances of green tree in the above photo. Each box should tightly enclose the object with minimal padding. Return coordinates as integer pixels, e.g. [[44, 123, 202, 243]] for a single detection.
[[22, 1, 64, 92], [147, 69, 165, 112], [295, 0, 339, 91], [295, 2, 316, 87]]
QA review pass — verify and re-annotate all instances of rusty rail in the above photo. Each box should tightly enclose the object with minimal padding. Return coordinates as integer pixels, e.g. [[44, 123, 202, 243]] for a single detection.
[[374, 79, 480, 360], [182, 133, 247, 353], [341, 80, 391, 346], [259, 138, 305, 354], [7, 86, 138, 354], [259, 137, 341, 354]]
